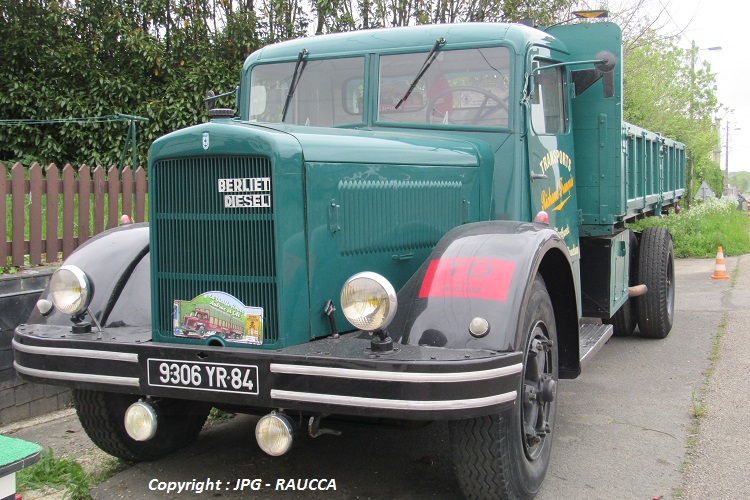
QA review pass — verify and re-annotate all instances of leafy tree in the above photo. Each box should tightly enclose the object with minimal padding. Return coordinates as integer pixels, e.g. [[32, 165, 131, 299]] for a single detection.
[[1, 0, 716, 188], [0, 0, 266, 168], [621, 29, 721, 201], [730, 171, 750, 195], [314, 0, 575, 33]]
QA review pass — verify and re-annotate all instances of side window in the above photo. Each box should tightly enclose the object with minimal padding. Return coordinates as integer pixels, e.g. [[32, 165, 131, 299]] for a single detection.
[[531, 61, 566, 134]]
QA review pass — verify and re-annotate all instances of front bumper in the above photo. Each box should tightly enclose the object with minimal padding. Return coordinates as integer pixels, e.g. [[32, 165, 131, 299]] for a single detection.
[[14, 324, 522, 420]]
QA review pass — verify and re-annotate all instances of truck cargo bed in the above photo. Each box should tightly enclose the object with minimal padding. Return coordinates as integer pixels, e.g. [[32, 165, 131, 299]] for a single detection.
[[623, 122, 685, 221]]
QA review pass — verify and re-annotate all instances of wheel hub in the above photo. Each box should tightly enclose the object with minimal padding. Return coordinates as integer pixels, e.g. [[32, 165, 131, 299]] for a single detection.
[[522, 327, 556, 459]]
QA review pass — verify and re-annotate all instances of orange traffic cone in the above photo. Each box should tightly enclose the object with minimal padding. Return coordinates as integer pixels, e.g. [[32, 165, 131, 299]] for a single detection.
[[710, 246, 730, 280]]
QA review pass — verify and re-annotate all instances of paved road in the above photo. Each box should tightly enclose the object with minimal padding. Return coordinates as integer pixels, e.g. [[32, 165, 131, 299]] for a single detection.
[[2, 256, 741, 499], [538, 257, 734, 500]]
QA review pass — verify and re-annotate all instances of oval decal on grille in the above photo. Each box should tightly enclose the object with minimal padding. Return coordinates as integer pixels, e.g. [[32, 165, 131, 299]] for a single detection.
[[173, 291, 264, 345]]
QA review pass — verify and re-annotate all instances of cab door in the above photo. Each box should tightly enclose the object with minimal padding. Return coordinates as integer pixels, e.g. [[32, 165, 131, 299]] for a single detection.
[[526, 52, 580, 263]]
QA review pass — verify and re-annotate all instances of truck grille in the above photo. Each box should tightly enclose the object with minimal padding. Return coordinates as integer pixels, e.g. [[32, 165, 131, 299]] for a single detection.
[[151, 156, 278, 345]]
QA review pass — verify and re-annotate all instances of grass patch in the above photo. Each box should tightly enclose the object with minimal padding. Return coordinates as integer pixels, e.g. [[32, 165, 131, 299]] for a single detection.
[[17, 448, 131, 500], [689, 315, 725, 419], [17, 449, 90, 499], [629, 198, 750, 258], [691, 387, 707, 419], [86, 455, 131, 485], [205, 407, 236, 426]]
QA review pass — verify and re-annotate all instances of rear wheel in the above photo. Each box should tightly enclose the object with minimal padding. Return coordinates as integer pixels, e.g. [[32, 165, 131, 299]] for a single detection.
[[635, 226, 675, 338], [449, 275, 558, 499], [73, 389, 210, 461]]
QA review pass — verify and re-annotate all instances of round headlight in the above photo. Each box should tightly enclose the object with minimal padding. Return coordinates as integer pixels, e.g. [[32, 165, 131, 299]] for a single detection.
[[340, 272, 397, 332], [49, 265, 92, 316], [124, 401, 158, 441], [255, 412, 294, 456]]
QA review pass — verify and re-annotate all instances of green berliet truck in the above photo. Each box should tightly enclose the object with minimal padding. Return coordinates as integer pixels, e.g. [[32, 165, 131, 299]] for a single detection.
[[14, 18, 684, 499]]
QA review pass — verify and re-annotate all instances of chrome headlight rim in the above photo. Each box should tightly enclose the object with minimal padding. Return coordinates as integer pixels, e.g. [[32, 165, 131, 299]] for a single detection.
[[255, 412, 295, 456], [49, 264, 92, 316], [340, 271, 397, 332], [124, 400, 158, 442]]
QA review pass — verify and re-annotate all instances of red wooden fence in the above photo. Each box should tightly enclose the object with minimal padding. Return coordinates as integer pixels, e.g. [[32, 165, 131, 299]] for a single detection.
[[2, 162, 148, 267]]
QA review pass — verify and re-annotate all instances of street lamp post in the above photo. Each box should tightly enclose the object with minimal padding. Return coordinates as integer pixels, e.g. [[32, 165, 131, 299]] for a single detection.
[[689, 41, 722, 204]]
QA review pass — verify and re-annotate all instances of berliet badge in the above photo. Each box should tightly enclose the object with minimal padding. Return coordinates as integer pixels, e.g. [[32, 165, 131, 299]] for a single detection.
[[202, 132, 210, 150], [218, 177, 272, 208]]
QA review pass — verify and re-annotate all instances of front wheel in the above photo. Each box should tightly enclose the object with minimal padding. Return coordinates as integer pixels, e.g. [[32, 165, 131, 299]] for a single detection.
[[73, 390, 211, 461], [449, 275, 558, 499]]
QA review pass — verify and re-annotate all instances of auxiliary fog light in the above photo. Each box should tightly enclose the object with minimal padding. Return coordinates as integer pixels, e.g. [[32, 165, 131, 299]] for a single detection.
[[49, 265, 92, 316], [255, 412, 294, 456], [340, 272, 397, 332], [124, 401, 158, 441], [36, 298, 54, 316]]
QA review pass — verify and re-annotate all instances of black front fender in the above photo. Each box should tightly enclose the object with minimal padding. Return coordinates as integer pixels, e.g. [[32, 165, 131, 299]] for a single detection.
[[29, 223, 151, 328], [390, 221, 578, 360]]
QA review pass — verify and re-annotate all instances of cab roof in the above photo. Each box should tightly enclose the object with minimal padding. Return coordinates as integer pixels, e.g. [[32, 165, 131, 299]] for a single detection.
[[243, 22, 567, 67]]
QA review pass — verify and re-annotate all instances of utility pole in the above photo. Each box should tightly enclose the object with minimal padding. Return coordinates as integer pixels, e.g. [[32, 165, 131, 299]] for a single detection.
[[689, 41, 721, 204], [725, 118, 741, 196], [689, 41, 695, 204], [726, 119, 730, 195]]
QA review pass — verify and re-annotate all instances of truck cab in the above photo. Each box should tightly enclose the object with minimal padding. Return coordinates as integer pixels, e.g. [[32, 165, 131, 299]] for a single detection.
[[181, 309, 209, 335], [14, 20, 682, 500]]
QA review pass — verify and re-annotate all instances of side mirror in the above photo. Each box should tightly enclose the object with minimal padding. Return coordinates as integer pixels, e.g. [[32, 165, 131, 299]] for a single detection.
[[594, 50, 616, 73], [571, 51, 616, 98]]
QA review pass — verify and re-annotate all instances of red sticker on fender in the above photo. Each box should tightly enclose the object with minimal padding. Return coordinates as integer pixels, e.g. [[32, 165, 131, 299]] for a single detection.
[[418, 258, 515, 301]]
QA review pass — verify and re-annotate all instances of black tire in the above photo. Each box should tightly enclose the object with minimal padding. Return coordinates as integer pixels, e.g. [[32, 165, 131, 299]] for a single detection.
[[604, 231, 638, 336], [73, 389, 210, 461], [449, 275, 558, 500], [196, 325, 206, 336], [635, 226, 675, 338]]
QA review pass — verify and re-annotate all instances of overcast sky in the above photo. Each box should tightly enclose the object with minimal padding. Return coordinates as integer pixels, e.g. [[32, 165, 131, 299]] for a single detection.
[[639, 0, 749, 172]]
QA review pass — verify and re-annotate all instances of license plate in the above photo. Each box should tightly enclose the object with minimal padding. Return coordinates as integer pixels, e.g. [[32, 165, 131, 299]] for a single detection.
[[147, 359, 259, 395]]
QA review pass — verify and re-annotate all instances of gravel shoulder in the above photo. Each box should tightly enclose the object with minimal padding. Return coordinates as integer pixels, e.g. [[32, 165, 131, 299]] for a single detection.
[[680, 254, 750, 499]]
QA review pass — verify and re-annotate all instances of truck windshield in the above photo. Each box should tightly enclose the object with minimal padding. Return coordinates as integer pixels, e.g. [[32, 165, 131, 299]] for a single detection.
[[378, 47, 511, 128], [249, 57, 365, 127]]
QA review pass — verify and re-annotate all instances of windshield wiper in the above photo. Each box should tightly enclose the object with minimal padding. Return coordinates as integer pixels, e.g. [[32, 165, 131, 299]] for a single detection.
[[281, 48, 308, 122], [394, 37, 445, 109]]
